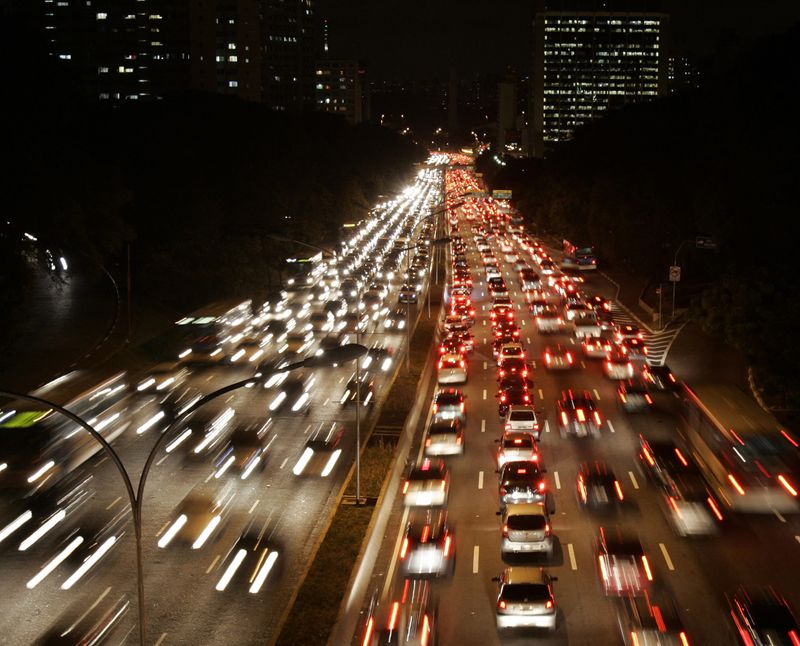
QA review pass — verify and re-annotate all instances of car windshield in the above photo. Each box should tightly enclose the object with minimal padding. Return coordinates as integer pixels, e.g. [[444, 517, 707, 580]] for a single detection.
[[501, 584, 550, 603]]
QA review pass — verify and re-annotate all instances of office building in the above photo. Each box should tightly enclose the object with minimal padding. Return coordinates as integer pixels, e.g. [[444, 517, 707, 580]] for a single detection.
[[314, 59, 366, 124], [531, 0, 669, 156]]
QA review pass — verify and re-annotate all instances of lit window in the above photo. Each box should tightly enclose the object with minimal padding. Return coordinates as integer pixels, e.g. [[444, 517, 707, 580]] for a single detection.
[[229, 80, 238, 88], [98, 66, 109, 73], [96, 12, 107, 19], [58, 53, 72, 60], [227, 43, 236, 50], [228, 55, 237, 62]]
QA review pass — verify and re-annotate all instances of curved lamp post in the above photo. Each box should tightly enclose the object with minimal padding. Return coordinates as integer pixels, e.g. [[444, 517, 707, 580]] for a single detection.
[[0, 342, 366, 645]]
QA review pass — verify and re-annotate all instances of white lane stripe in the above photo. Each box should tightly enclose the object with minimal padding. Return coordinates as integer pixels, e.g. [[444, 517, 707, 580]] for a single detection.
[[156, 454, 169, 467], [544, 420, 550, 433], [483, 361, 487, 370], [775, 510, 787, 523], [567, 543, 577, 570], [538, 389, 544, 400], [481, 419, 486, 433], [154, 633, 168, 646], [554, 471, 561, 489], [527, 337, 532, 344], [279, 457, 289, 469], [607, 419, 616, 433], [629, 471, 640, 489], [659, 543, 675, 570], [580, 361, 586, 369], [248, 499, 260, 514], [532, 360, 537, 369], [472, 546, 480, 573], [593, 388, 601, 400], [478, 471, 484, 490], [105, 496, 122, 511], [483, 389, 487, 400], [205, 554, 221, 574]]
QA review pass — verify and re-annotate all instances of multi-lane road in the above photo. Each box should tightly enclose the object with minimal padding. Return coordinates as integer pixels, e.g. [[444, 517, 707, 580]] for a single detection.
[[0, 164, 444, 644], [351, 166, 800, 645]]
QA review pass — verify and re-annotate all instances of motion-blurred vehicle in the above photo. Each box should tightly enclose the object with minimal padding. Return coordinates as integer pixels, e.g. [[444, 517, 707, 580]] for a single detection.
[[727, 586, 800, 646], [496, 431, 538, 467], [214, 524, 281, 593], [403, 459, 450, 507], [617, 378, 653, 413], [493, 566, 558, 631], [400, 509, 455, 577], [212, 421, 274, 480], [157, 484, 235, 550], [291, 422, 344, 477], [498, 461, 547, 509], [340, 371, 376, 407], [499, 503, 553, 557], [594, 526, 654, 596], [617, 591, 692, 646], [604, 350, 634, 380], [432, 388, 465, 422], [576, 462, 625, 512], [557, 390, 602, 438], [503, 405, 540, 441], [643, 364, 680, 391], [543, 344, 574, 370], [437, 353, 467, 385], [424, 418, 464, 457]]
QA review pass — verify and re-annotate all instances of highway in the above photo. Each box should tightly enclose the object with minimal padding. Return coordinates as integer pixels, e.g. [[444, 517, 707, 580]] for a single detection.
[[352, 165, 800, 646], [0, 165, 444, 644]]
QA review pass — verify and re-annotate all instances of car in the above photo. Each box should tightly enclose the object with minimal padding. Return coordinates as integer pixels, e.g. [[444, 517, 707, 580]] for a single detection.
[[399, 509, 455, 577], [384, 306, 407, 330], [425, 418, 464, 456], [447, 329, 474, 353], [489, 282, 510, 299], [582, 333, 615, 359], [485, 265, 502, 280], [498, 460, 547, 508], [576, 462, 625, 511], [727, 586, 800, 646], [403, 458, 449, 507], [291, 422, 345, 477], [557, 390, 602, 438], [363, 290, 384, 310], [496, 431, 538, 467], [539, 259, 557, 275], [622, 337, 649, 362], [306, 310, 334, 333], [616, 324, 644, 342], [432, 388, 465, 421], [437, 353, 467, 385], [497, 379, 533, 418], [268, 372, 316, 414], [157, 485, 236, 550], [503, 405, 540, 440], [491, 294, 513, 307], [543, 344, 575, 370], [604, 350, 634, 380], [183, 407, 237, 461], [519, 270, 541, 292], [587, 295, 611, 312], [617, 378, 653, 412], [451, 302, 475, 325], [616, 591, 692, 646], [499, 503, 554, 557], [643, 364, 680, 391], [597, 309, 617, 331], [492, 566, 558, 631], [136, 363, 190, 397], [339, 371, 376, 407], [398, 285, 418, 304], [281, 330, 314, 355], [490, 303, 515, 324], [497, 357, 529, 380], [535, 305, 564, 333], [439, 335, 467, 357], [443, 315, 470, 335], [498, 343, 525, 363], [212, 421, 274, 480], [594, 527, 654, 596], [658, 465, 722, 536], [213, 525, 281, 593], [363, 579, 437, 646], [564, 301, 590, 322], [573, 312, 602, 338], [528, 296, 550, 316], [638, 435, 697, 490]]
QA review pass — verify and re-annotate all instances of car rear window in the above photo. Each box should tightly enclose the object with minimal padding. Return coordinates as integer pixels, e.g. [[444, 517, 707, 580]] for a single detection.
[[501, 584, 550, 603], [436, 393, 461, 406], [503, 435, 533, 449], [507, 514, 547, 531], [510, 410, 535, 422], [409, 467, 446, 481]]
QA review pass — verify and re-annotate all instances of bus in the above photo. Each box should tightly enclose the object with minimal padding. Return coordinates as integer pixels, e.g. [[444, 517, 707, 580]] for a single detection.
[[562, 240, 598, 271], [1, 372, 131, 496], [677, 383, 800, 514]]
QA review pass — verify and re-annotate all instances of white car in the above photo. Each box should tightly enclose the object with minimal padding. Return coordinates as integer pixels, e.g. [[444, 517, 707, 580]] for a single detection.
[[496, 431, 538, 467], [425, 419, 465, 456], [403, 459, 449, 507], [504, 406, 540, 441], [498, 343, 525, 363], [535, 306, 563, 334], [573, 312, 601, 338], [437, 353, 467, 384], [500, 504, 554, 557], [493, 567, 558, 631], [486, 265, 502, 280]]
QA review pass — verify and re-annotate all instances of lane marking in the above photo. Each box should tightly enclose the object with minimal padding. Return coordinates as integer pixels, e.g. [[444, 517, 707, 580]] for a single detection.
[[204, 470, 215, 483], [155, 521, 170, 538], [629, 471, 640, 489], [544, 420, 550, 434], [205, 554, 221, 574], [481, 419, 486, 433], [538, 389, 544, 400], [775, 510, 787, 523], [659, 543, 675, 571], [105, 496, 122, 511], [567, 543, 578, 570], [483, 361, 487, 370], [554, 471, 561, 489], [156, 453, 169, 467], [527, 337, 532, 345], [593, 389, 601, 400], [478, 471, 484, 490], [155, 633, 168, 646], [248, 499, 260, 514], [607, 419, 616, 434], [472, 545, 480, 573], [323, 397, 330, 406], [279, 457, 289, 469], [521, 319, 526, 326], [483, 389, 487, 400], [580, 361, 586, 369]]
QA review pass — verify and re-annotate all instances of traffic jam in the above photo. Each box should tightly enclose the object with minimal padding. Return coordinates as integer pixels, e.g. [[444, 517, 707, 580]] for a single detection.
[[360, 161, 800, 645]]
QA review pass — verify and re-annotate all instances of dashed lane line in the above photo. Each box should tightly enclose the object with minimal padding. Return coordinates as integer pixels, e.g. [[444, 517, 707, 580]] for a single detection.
[[659, 543, 675, 571], [538, 389, 544, 400], [478, 471, 484, 490], [593, 389, 601, 400], [205, 554, 221, 574], [629, 471, 640, 489], [483, 389, 487, 400], [154, 633, 168, 646], [554, 471, 561, 489], [481, 419, 486, 433], [279, 457, 289, 469], [567, 543, 578, 570], [105, 496, 122, 511], [607, 419, 616, 433], [544, 420, 550, 434], [472, 546, 480, 573]]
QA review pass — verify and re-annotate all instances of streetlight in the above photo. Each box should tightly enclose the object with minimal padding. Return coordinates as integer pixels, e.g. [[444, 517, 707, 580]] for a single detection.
[[0, 342, 366, 645]]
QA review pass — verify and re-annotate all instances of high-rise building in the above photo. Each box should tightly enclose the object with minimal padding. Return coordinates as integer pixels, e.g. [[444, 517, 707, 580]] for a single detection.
[[314, 59, 366, 124], [667, 55, 701, 94], [531, 0, 669, 156]]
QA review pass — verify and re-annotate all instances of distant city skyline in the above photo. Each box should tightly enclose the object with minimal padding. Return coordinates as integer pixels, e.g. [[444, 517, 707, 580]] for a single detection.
[[318, 0, 800, 80]]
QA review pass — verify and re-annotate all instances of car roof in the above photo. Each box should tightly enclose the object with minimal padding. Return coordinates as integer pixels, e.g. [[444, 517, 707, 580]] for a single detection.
[[504, 566, 548, 585]]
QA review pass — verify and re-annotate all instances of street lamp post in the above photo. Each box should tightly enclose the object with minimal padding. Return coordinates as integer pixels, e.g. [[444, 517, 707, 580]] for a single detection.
[[0, 343, 366, 646]]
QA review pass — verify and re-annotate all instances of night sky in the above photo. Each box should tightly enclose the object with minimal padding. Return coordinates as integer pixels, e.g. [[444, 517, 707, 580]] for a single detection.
[[318, 0, 800, 79]]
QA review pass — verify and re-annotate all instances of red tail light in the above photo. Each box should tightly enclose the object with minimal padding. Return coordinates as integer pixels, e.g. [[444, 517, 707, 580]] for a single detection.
[[788, 630, 800, 646], [593, 411, 602, 425], [538, 481, 546, 492], [400, 537, 409, 559], [566, 352, 573, 364], [545, 352, 551, 364], [387, 601, 400, 631], [459, 402, 465, 413], [437, 360, 443, 369], [425, 438, 431, 447], [642, 445, 655, 466], [544, 523, 551, 536], [440, 479, 446, 491], [641, 556, 653, 581], [459, 360, 465, 368], [505, 423, 511, 430], [560, 411, 569, 426], [619, 392, 627, 403], [499, 486, 507, 497], [362, 617, 374, 646], [614, 480, 624, 501], [498, 600, 506, 610], [679, 632, 690, 646], [576, 409, 586, 423], [707, 496, 724, 521], [502, 524, 508, 537], [545, 599, 554, 609], [443, 534, 452, 556], [500, 394, 507, 403], [645, 394, 653, 404], [433, 403, 439, 414]]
